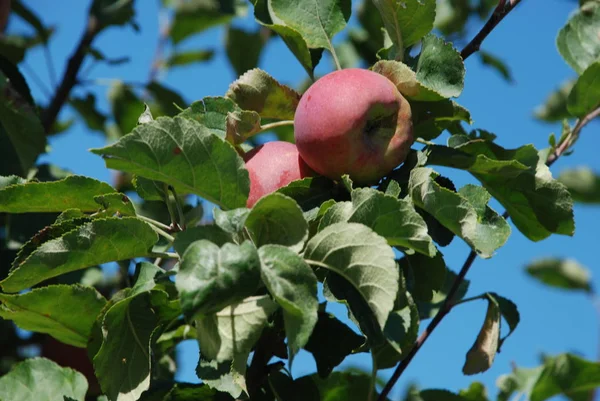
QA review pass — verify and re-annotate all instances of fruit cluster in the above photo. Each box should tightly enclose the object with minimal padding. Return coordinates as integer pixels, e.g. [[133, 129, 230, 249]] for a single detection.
[[244, 68, 414, 207]]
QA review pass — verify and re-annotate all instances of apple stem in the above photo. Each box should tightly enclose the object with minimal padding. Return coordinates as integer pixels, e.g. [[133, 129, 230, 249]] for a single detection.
[[258, 120, 295, 133], [330, 46, 342, 71]]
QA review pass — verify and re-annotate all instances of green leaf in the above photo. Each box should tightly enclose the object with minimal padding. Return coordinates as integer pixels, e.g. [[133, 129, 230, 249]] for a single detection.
[[479, 51, 514, 83], [556, 1, 600, 74], [70, 93, 107, 133], [146, 81, 187, 117], [259, 245, 318, 361], [132, 175, 166, 201], [567, 62, 600, 117], [459, 382, 490, 401], [225, 26, 266, 77], [0, 284, 106, 348], [0, 70, 46, 177], [196, 356, 247, 398], [426, 138, 575, 241], [372, 59, 444, 101], [177, 240, 261, 318], [463, 297, 500, 375], [1, 217, 158, 292], [410, 99, 472, 140], [277, 176, 338, 212], [558, 167, 600, 203], [372, 0, 435, 51], [417, 267, 470, 319], [305, 311, 365, 377], [170, 0, 238, 45], [401, 252, 446, 302], [304, 222, 398, 330], [0, 358, 88, 401], [245, 193, 308, 251], [498, 354, 600, 401], [312, 371, 382, 401], [319, 187, 436, 257], [408, 168, 510, 258], [225, 68, 300, 120], [94, 291, 168, 401], [108, 81, 145, 136], [0, 176, 115, 213], [90, 0, 135, 29], [489, 292, 520, 350], [525, 258, 592, 293], [195, 295, 278, 361], [166, 49, 214, 67], [225, 108, 262, 145], [534, 79, 576, 122], [418, 389, 466, 401], [173, 225, 232, 255], [269, 0, 351, 51], [180, 97, 240, 139], [416, 34, 465, 99], [213, 207, 250, 239], [252, 0, 324, 78], [94, 192, 136, 217], [90, 116, 250, 210]]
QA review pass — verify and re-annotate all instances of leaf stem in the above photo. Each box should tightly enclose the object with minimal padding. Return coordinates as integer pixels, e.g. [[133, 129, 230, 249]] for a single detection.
[[369, 353, 378, 401], [460, 0, 522, 61], [150, 251, 179, 260], [168, 185, 186, 230], [143, 222, 175, 242], [377, 102, 600, 401], [137, 214, 172, 232], [330, 45, 342, 71], [258, 120, 294, 133]]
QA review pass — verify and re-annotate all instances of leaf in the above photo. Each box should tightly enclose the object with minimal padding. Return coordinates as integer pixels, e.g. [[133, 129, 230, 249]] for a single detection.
[[417, 267, 470, 319], [166, 49, 214, 67], [108, 81, 145, 136], [90, 116, 250, 210], [312, 371, 382, 401], [195, 295, 278, 361], [372, 0, 436, 50], [1, 217, 158, 293], [0, 284, 106, 348], [0, 358, 88, 401], [252, 0, 324, 78], [305, 312, 365, 377], [225, 108, 262, 145], [556, 1, 600, 74], [94, 291, 165, 401], [416, 34, 465, 99], [525, 258, 592, 293], [94, 192, 136, 217], [426, 137, 575, 241], [146, 82, 187, 117], [173, 225, 232, 255], [0, 176, 115, 213], [372, 59, 444, 101], [177, 240, 261, 318], [277, 176, 338, 211], [489, 292, 520, 350], [319, 187, 436, 257], [269, 0, 351, 51], [567, 62, 600, 117], [401, 252, 446, 302], [304, 222, 398, 330], [418, 389, 466, 401], [498, 354, 600, 401], [258, 245, 318, 361], [0, 69, 47, 177], [463, 297, 500, 375], [225, 68, 300, 120], [180, 96, 240, 139], [213, 207, 250, 239], [70, 93, 107, 133], [479, 51, 514, 83], [170, 0, 238, 44], [225, 26, 266, 77], [245, 193, 308, 251], [534, 79, 576, 122], [558, 167, 600, 203], [90, 0, 135, 29], [196, 356, 247, 398], [459, 382, 490, 401], [410, 99, 472, 140], [408, 168, 510, 258]]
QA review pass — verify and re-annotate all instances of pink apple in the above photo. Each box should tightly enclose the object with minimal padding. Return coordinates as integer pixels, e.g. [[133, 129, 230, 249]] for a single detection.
[[244, 141, 314, 207], [294, 68, 413, 185]]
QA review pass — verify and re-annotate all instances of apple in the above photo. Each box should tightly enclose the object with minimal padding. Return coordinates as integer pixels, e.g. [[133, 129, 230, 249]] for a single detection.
[[294, 68, 413, 185], [244, 141, 314, 207]]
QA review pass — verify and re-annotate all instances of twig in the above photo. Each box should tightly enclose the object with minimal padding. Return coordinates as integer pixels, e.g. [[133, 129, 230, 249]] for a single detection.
[[376, 94, 600, 401], [41, 15, 100, 133], [460, 0, 522, 60]]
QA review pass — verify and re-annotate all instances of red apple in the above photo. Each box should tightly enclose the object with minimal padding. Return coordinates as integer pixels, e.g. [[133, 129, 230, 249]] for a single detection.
[[244, 141, 314, 207], [294, 68, 413, 185]]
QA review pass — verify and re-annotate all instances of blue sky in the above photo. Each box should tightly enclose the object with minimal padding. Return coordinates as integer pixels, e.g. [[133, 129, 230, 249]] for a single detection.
[[9, 0, 600, 399]]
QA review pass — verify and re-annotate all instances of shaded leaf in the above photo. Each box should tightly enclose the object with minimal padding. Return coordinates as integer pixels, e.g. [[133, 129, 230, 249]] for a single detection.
[[70, 94, 107, 133], [556, 1, 600, 74], [534, 79, 575, 122], [0, 284, 106, 348], [372, 0, 435, 50], [479, 51, 513, 83], [173, 225, 232, 255], [146, 81, 187, 117], [170, 0, 238, 44], [558, 167, 600, 204], [401, 252, 446, 302], [225, 26, 266, 77], [526, 258, 592, 293], [108, 81, 145, 136], [567, 62, 600, 117], [177, 240, 261, 318], [259, 245, 318, 361], [166, 49, 214, 67], [94, 192, 136, 217]]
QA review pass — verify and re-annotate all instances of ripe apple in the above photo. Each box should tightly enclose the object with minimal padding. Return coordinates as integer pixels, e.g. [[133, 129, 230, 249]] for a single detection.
[[244, 141, 314, 207], [294, 68, 413, 185]]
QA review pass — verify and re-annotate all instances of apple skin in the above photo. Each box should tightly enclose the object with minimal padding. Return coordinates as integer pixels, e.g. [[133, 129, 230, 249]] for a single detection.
[[244, 141, 314, 207], [294, 68, 413, 185]]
